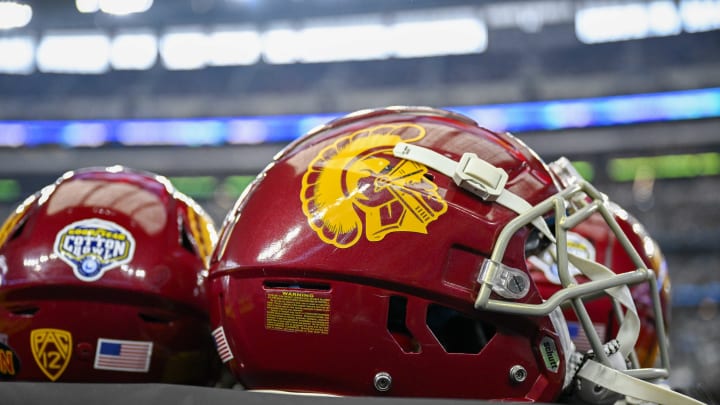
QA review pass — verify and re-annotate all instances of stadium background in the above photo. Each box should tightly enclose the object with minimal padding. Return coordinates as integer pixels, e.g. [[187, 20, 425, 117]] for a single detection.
[[0, 0, 718, 401]]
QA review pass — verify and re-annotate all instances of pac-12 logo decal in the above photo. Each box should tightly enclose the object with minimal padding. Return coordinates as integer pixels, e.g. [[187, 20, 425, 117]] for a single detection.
[[30, 328, 72, 381], [54, 218, 136, 282], [301, 123, 448, 248]]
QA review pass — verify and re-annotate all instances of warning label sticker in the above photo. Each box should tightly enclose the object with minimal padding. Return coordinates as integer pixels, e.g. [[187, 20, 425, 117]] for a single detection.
[[265, 290, 330, 335]]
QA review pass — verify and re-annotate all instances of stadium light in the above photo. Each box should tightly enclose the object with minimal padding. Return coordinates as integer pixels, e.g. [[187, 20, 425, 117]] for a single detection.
[[208, 27, 262, 66], [111, 31, 157, 70], [36, 31, 111, 74], [262, 23, 302, 64], [99, 0, 153, 15], [262, 9, 487, 65], [76, 0, 99, 13], [391, 7, 487, 58], [8, 2, 720, 74], [0, 36, 34, 74], [0, 2, 32, 30], [680, 0, 720, 32], [576, 3, 652, 43], [159, 28, 208, 70], [647, 1, 683, 36], [296, 15, 390, 63], [76, 0, 153, 15], [575, 1, 682, 44]]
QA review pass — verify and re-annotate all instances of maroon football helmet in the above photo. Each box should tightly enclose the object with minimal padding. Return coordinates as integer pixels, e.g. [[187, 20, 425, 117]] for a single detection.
[[0, 166, 218, 384], [207, 107, 691, 403]]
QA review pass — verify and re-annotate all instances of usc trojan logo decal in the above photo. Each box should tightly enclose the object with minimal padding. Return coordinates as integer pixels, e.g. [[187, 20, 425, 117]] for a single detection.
[[301, 123, 447, 248], [30, 328, 72, 381]]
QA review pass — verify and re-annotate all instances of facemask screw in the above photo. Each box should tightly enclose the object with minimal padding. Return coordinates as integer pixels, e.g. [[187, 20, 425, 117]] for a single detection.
[[509, 365, 527, 383], [507, 274, 527, 295], [373, 372, 392, 392]]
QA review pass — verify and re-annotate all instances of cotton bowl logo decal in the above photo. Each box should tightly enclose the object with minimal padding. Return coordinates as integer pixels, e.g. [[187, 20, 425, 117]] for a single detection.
[[301, 123, 447, 248], [54, 218, 136, 281]]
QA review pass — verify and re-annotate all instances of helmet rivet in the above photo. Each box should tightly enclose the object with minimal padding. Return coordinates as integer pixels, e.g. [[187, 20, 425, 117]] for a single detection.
[[373, 372, 392, 392], [509, 365, 527, 383]]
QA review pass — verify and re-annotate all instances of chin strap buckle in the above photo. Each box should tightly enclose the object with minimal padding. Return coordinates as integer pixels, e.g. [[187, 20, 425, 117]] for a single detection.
[[393, 142, 508, 202], [453, 153, 508, 201], [393, 142, 555, 242]]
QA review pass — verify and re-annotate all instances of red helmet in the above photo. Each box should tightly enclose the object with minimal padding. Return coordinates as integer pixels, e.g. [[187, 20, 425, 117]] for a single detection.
[[528, 191, 672, 368], [0, 166, 219, 384], [208, 107, 685, 403]]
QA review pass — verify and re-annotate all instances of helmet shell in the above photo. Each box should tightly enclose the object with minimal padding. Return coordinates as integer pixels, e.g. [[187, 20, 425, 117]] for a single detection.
[[0, 167, 219, 383], [209, 107, 568, 401]]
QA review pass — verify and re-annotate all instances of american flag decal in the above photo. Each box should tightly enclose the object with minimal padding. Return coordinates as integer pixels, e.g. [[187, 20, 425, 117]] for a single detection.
[[568, 321, 607, 353], [94, 338, 153, 372], [212, 326, 233, 363]]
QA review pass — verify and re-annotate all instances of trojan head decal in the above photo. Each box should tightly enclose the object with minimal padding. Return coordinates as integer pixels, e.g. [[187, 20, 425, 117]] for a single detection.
[[301, 123, 447, 248]]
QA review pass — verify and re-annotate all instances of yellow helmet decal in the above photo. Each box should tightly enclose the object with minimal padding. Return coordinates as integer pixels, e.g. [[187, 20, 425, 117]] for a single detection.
[[301, 123, 447, 248], [30, 328, 72, 382], [186, 205, 216, 266], [0, 194, 36, 249]]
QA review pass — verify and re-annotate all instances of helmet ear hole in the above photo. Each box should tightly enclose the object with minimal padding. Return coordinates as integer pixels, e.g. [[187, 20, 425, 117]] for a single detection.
[[387, 296, 420, 353], [426, 304, 495, 354], [7, 305, 39, 317], [138, 311, 176, 324]]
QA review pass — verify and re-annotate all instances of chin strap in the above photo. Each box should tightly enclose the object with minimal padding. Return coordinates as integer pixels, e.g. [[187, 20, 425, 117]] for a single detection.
[[566, 253, 705, 405], [393, 142, 555, 242], [574, 359, 704, 405], [567, 253, 639, 359]]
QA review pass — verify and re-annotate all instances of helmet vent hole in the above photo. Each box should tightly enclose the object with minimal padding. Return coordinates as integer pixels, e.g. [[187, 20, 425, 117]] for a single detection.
[[426, 304, 495, 354], [8, 305, 38, 316], [387, 296, 420, 353], [139, 312, 176, 324], [524, 225, 553, 256], [263, 281, 330, 291]]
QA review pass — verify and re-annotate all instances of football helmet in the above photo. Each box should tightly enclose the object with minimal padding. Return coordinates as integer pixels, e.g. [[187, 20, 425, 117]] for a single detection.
[[208, 107, 697, 403], [0, 166, 218, 384]]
